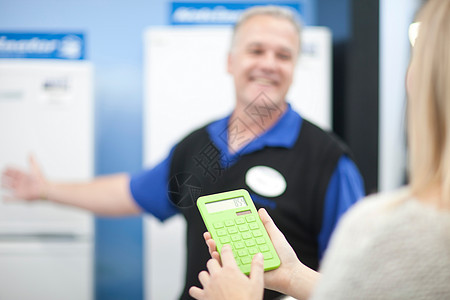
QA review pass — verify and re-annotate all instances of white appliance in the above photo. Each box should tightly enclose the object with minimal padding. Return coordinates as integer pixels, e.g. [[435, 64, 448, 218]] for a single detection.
[[0, 60, 94, 300]]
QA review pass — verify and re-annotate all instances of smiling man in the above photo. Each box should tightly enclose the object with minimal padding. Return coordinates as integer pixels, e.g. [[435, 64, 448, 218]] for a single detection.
[[226, 11, 300, 153], [1, 6, 365, 300], [229, 12, 299, 109]]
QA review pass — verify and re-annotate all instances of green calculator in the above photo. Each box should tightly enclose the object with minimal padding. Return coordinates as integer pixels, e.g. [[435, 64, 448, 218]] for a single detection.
[[197, 189, 280, 275]]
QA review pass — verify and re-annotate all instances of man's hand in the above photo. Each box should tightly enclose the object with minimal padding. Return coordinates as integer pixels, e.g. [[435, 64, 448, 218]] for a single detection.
[[189, 244, 264, 300], [1, 156, 48, 201]]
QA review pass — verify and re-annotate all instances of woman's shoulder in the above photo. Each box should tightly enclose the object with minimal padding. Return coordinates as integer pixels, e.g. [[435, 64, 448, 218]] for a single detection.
[[332, 187, 450, 255], [338, 188, 410, 226], [314, 188, 450, 299], [344, 187, 450, 225]]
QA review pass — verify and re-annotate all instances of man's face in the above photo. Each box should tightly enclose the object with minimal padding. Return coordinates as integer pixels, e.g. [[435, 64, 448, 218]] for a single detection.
[[228, 15, 300, 109]]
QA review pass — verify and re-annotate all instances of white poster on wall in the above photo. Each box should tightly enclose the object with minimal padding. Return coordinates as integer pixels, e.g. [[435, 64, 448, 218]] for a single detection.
[[143, 26, 331, 300]]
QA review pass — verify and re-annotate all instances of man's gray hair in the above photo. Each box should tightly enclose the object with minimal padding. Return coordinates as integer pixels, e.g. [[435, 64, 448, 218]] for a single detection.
[[230, 5, 302, 49]]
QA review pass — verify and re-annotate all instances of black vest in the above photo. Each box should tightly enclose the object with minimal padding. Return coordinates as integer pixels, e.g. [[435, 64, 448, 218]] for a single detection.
[[169, 119, 349, 300]]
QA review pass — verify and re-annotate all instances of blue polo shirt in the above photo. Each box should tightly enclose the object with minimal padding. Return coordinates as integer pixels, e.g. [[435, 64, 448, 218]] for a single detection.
[[130, 104, 365, 258]]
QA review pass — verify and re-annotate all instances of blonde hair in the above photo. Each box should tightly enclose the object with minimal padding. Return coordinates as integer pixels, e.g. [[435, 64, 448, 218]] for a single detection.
[[230, 5, 302, 51], [408, 0, 450, 206]]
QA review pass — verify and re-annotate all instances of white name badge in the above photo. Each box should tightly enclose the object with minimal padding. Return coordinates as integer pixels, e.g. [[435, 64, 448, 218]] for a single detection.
[[245, 166, 287, 198]]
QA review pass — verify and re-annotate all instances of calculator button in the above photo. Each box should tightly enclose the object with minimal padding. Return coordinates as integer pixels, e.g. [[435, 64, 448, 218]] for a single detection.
[[259, 245, 269, 252], [242, 232, 252, 240], [237, 249, 248, 257], [235, 218, 245, 225], [238, 225, 249, 232], [248, 247, 259, 255], [231, 234, 241, 242], [255, 237, 265, 244], [263, 252, 273, 260], [220, 236, 231, 244], [217, 229, 227, 236], [245, 215, 256, 222], [234, 254, 241, 265], [228, 227, 238, 234], [245, 240, 256, 247], [225, 220, 235, 227], [252, 230, 263, 237], [249, 223, 259, 230], [241, 257, 252, 265], [234, 242, 245, 249], [214, 222, 224, 229]]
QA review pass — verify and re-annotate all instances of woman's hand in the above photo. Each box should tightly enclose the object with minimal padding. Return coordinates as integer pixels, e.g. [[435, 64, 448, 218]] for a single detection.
[[201, 208, 319, 299], [189, 244, 264, 300]]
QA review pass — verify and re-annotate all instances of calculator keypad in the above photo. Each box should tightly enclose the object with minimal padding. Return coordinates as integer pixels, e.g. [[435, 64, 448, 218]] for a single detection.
[[214, 216, 273, 267]]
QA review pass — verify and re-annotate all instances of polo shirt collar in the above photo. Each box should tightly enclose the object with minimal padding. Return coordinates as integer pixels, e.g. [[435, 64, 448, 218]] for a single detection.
[[207, 103, 303, 161]]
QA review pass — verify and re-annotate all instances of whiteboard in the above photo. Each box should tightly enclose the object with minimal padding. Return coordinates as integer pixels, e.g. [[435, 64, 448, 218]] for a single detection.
[[143, 26, 331, 300]]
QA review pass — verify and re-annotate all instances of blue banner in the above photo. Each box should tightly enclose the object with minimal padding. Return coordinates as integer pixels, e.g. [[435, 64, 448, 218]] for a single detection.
[[0, 33, 85, 60], [170, 2, 303, 25]]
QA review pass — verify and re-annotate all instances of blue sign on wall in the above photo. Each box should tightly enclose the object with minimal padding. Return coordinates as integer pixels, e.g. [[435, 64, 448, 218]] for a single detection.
[[0, 33, 85, 60], [170, 2, 303, 25]]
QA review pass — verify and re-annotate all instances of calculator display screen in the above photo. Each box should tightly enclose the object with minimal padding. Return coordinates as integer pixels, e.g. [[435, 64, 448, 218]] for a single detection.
[[205, 196, 247, 213]]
